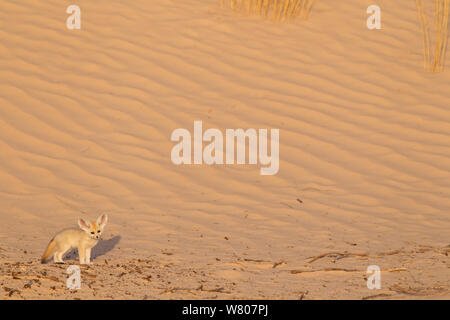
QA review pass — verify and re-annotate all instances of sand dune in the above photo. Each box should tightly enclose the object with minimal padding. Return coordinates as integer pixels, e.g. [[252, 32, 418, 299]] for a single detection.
[[0, 0, 449, 299]]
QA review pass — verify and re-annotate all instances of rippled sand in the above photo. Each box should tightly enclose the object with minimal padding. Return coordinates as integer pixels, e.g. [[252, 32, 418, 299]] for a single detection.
[[0, 0, 449, 299]]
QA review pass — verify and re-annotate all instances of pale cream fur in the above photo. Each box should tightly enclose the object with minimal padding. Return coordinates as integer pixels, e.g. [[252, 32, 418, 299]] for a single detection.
[[41, 214, 108, 264]]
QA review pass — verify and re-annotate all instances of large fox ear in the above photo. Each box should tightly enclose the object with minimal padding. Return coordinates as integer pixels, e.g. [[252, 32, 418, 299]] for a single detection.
[[97, 214, 108, 228], [78, 218, 90, 232]]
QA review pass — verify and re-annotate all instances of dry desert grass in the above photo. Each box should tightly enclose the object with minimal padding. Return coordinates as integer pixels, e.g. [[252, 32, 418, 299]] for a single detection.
[[222, 0, 316, 21], [416, 0, 450, 72]]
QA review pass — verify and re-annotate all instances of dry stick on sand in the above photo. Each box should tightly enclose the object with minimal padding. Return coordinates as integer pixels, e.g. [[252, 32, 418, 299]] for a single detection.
[[307, 251, 368, 263], [389, 284, 448, 296], [222, 0, 316, 22], [290, 268, 359, 274], [306, 248, 409, 264], [416, 0, 450, 72], [290, 267, 406, 275]]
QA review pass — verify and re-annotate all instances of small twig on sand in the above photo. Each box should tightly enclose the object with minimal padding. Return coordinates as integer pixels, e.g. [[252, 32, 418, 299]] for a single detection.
[[384, 268, 407, 273], [376, 249, 402, 256], [362, 293, 392, 300], [197, 285, 228, 293], [290, 268, 359, 274], [243, 258, 271, 263], [272, 261, 286, 268], [307, 248, 413, 264], [298, 290, 309, 300], [389, 284, 448, 296], [307, 252, 368, 263]]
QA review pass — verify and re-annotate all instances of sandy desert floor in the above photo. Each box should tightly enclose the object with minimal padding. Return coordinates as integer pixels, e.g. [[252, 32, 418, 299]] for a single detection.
[[0, 0, 449, 299]]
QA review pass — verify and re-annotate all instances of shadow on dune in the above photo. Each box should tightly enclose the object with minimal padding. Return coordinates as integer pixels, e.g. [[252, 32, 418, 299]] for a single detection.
[[65, 235, 121, 262], [92, 235, 121, 259]]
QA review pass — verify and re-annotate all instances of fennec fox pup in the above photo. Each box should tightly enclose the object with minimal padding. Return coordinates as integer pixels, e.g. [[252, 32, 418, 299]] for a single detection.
[[41, 214, 108, 264]]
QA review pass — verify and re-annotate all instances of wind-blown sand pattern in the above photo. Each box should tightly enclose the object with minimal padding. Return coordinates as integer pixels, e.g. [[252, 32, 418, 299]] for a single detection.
[[0, 0, 449, 299]]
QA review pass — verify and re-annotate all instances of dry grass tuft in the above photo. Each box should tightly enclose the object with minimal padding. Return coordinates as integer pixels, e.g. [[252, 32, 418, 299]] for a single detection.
[[416, 0, 450, 72], [221, 0, 316, 22]]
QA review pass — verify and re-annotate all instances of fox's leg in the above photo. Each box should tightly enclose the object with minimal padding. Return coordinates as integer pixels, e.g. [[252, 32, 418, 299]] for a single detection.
[[85, 248, 92, 264], [54, 244, 70, 264], [53, 251, 62, 263], [78, 245, 86, 264], [53, 244, 61, 263]]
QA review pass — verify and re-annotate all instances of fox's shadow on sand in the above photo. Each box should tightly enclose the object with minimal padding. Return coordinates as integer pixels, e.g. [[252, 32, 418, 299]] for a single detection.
[[64, 235, 121, 262]]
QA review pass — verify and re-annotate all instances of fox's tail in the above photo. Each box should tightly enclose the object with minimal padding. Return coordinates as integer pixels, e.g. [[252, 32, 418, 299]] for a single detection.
[[41, 238, 56, 264]]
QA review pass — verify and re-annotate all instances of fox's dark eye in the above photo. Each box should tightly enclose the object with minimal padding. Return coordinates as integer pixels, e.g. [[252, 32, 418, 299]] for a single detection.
[[91, 232, 94, 234], [97, 230, 101, 233]]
